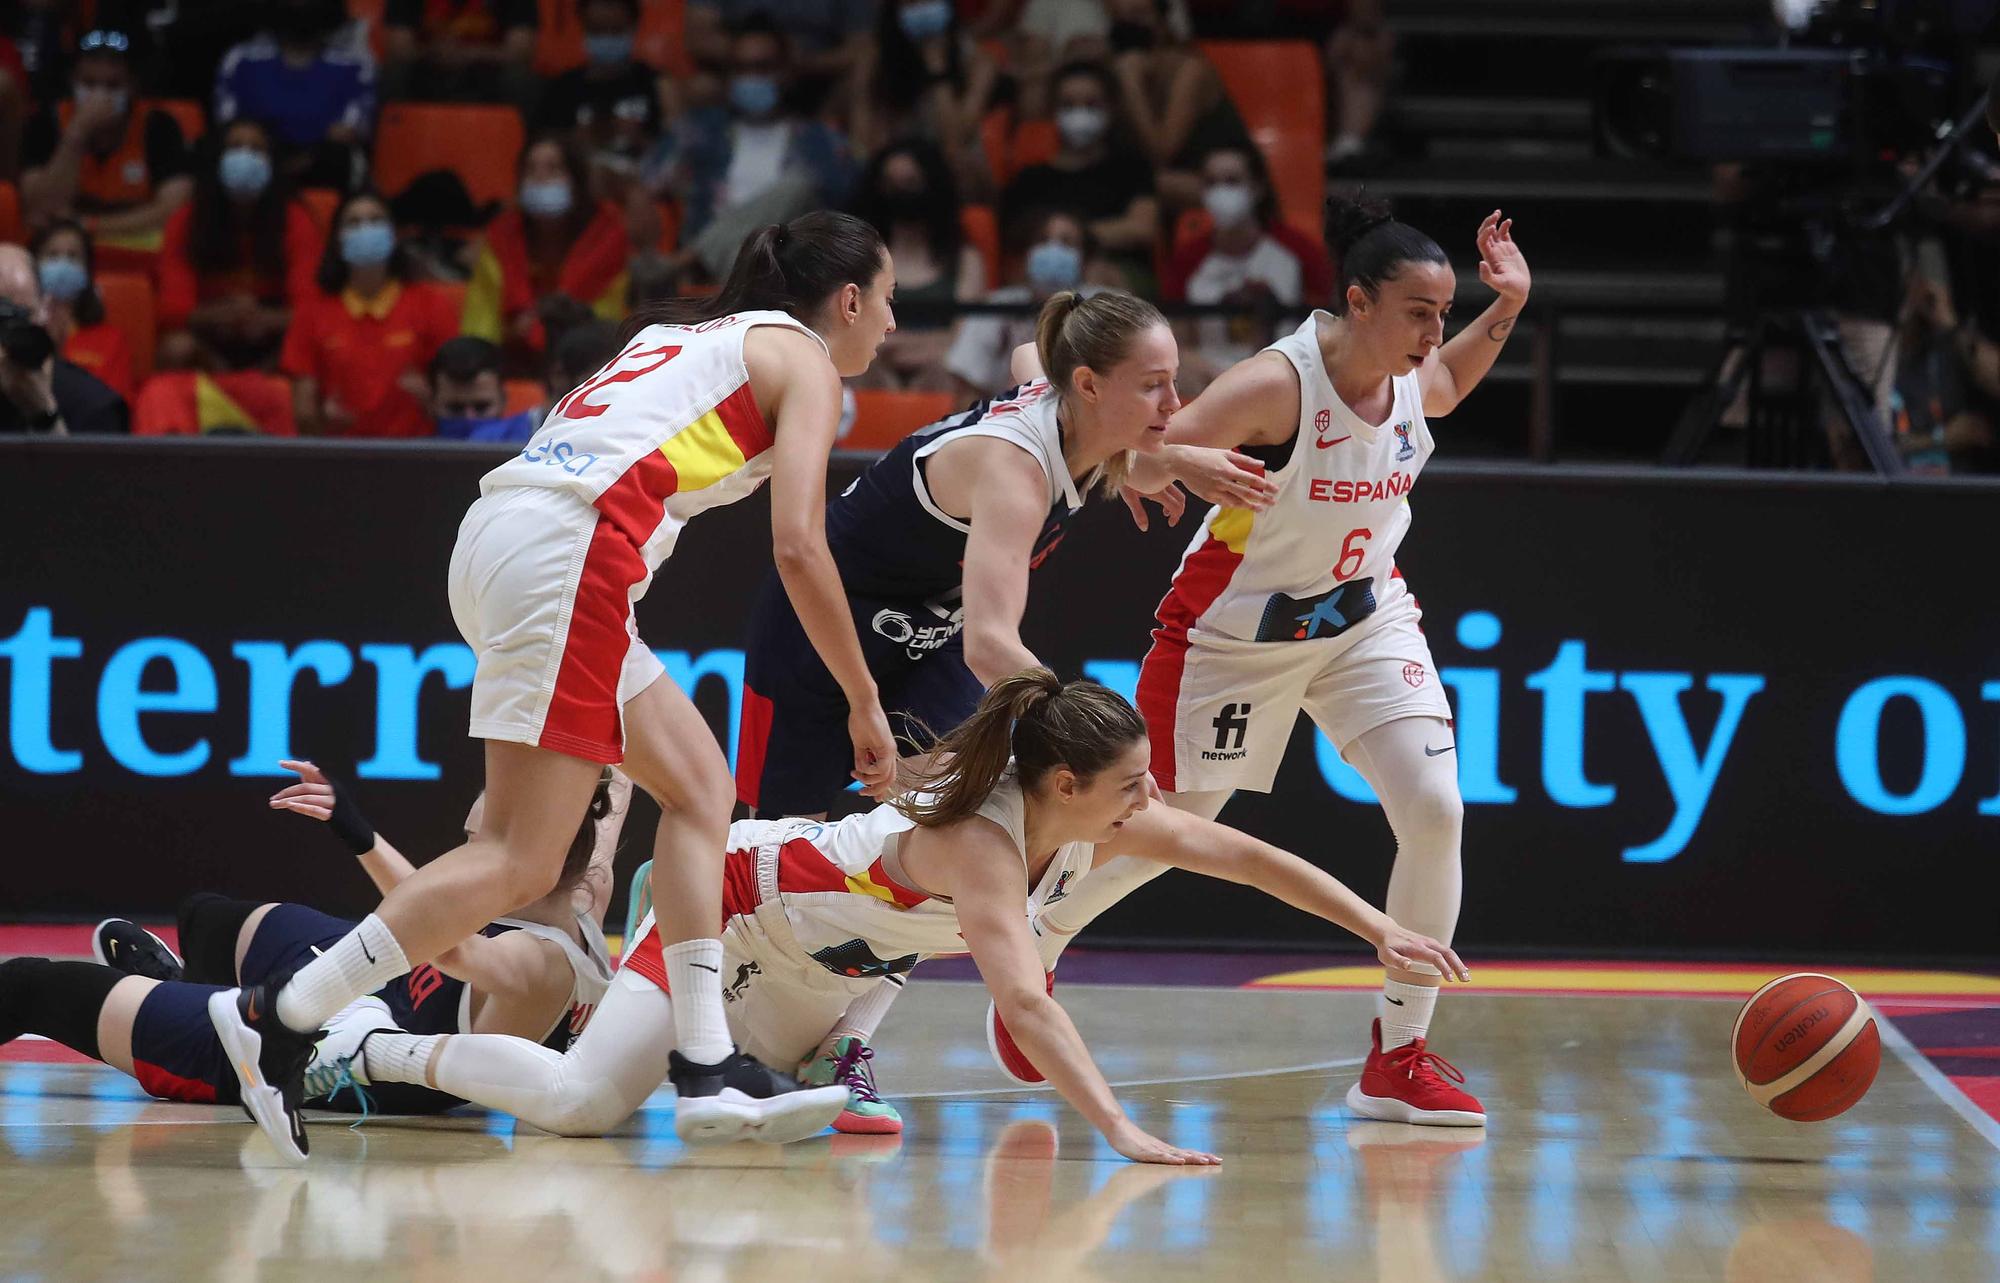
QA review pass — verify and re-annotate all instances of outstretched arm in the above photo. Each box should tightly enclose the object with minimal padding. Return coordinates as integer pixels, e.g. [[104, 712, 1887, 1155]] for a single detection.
[[1100, 804, 1469, 979], [930, 819, 1220, 1165], [1421, 210, 1530, 417], [959, 441, 1052, 685]]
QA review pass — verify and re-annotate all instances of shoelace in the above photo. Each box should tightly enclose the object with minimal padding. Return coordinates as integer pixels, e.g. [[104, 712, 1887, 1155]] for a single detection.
[[831, 1042, 885, 1104], [304, 1052, 376, 1127], [1382, 1038, 1466, 1087]]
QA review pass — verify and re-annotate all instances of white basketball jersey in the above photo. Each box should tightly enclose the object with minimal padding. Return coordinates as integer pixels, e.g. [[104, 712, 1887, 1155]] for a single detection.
[[728, 772, 1094, 968], [469, 909, 616, 1043], [1159, 311, 1434, 643], [480, 309, 825, 572]]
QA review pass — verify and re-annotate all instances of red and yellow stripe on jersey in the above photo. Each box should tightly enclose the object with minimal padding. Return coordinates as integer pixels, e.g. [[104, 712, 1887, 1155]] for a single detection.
[[1136, 504, 1255, 790], [593, 381, 773, 546]]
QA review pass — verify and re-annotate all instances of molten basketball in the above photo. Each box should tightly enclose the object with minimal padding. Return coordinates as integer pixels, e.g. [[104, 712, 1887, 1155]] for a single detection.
[[1731, 973, 1881, 1122]]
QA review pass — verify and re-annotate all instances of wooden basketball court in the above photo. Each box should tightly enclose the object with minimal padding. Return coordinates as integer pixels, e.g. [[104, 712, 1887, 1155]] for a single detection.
[[4, 948, 1998, 1282]]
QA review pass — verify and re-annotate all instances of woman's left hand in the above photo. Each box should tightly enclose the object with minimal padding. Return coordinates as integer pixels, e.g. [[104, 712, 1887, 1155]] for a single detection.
[[1376, 923, 1471, 983], [1119, 482, 1186, 531], [1475, 210, 1530, 305]]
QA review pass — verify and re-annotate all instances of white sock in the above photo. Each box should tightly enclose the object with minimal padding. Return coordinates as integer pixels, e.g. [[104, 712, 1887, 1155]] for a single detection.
[[825, 975, 904, 1051], [274, 915, 410, 1033], [662, 938, 732, 1065], [359, 1032, 441, 1087], [1379, 978, 1439, 1051]]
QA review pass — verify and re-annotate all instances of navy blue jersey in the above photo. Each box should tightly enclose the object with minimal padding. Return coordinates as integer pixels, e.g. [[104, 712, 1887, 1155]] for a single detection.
[[826, 380, 1087, 605]]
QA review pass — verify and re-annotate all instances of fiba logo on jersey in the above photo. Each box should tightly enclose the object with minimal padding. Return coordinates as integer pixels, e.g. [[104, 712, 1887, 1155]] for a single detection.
[[1206, 703, 1252, 760], [1393, 422, 1415, 461]]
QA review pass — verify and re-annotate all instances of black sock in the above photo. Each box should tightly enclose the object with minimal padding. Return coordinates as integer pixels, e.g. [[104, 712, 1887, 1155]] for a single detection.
[[176, 892, 262, 985], [0, 957, 125, 1061]]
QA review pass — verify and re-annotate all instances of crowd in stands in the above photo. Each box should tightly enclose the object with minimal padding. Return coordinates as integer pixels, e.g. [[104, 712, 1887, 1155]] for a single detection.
[[0, 0, 1383, 440]]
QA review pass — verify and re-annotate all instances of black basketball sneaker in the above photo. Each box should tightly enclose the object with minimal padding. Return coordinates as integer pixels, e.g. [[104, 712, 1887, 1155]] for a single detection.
[[208, 978, 320, 1164], [669, 1048, 849, 1145], [92, 918, 184, 981]]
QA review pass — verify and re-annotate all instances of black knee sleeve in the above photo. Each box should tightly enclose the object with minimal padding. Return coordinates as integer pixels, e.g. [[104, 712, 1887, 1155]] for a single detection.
[[0, 957, 124, 1061], [176, 892, 262, 985]]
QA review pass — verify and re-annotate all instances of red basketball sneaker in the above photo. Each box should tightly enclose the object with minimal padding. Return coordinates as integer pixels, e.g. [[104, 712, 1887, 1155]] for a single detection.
[[984, 972, 1055, 1085], [1344, 1018, 1486, 1126]]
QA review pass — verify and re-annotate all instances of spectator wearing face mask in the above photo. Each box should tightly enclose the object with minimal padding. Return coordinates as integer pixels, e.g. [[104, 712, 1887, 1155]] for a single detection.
[[1162, 143, 1331, 388], [850, 0, 1004, 199], [19, 30, 193, 272], [30, 219, 134, 404], [850, 141, 986, 390], [1000, 61, 1158, 288], [464, 132, 632, 357], [382, 0, 538, 113], [281, 189, 460, 437], [683, 0, 876, 112], [0, 243, 128, 435], [156, 118, 326, 371], [213, 0, 375, 192], [536, 0, 668, 182], [642, 15, 855, 281], [429, 335, 538, 441], [943, 206, 1114, 402], [1103, 0, 1250, 214]]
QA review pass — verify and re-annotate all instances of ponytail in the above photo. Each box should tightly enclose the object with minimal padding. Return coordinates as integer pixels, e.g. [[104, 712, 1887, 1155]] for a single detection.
[[1031, 288, 1168, 498], [896, 668, 1147, 828], [628, 210, 886, 332]]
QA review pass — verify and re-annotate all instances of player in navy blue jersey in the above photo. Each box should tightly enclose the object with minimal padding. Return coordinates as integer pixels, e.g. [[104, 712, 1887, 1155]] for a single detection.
[[0, 763, 622, 1118], [732, 289, 1280, 1132]]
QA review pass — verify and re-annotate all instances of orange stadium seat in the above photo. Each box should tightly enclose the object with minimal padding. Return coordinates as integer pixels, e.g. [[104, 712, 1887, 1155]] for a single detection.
[[504, 378, 544, 415], [961, 205, 999, 290], [1198, 40, 1325, 238], [844, 389, 957, 452], [94, 271, 156, 382], [1009, 118, 1060, 176], [146, 98, 206, 146], [533, 0, 585, 75], [374, 104, 526, 208], [0, 182, 22, 246]]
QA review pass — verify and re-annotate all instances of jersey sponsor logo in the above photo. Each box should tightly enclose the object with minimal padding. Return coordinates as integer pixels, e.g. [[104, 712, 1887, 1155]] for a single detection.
[[809, 938, 920, 979], [722, 960, 761, 1002], [871, 598, 963, 659], [1211, 702, 1251, 753], [1404, 662, 1428, 688], [516, 437, 604, 476], [1314, 409, 1351, 449], [1308, 472, 1414, 505], [1393, 422, 1415, 462]]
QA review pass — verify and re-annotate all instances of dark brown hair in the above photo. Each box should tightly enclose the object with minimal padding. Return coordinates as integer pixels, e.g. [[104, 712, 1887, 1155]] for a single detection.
[[555, 771, 618, 895], [1033, 288, 1168, 494], [1324, 189, 1447, 316], [629, 210, 885, 332], [896, 668, 1147, 829]]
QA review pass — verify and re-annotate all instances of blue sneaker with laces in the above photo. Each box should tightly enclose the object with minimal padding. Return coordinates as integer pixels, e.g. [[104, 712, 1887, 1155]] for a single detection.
[[800, 1036, 903, 1134]]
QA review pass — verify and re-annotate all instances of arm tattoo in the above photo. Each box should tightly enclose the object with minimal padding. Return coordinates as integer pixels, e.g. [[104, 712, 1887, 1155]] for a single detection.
[[1487, 315, 1519, 342]]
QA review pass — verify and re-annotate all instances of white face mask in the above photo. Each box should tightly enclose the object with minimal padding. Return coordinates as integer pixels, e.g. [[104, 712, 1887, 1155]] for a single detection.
[[1056, 105, 1108, 150], [75, 84, 130, 115], [1203, 182, 1256, 228]]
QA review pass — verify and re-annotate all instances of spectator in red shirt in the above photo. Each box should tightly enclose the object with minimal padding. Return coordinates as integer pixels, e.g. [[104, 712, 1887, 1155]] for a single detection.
[[281, 188, 460, 437], [31, 219, 135, 403], [1162, 142, 1332, 391], [474, 132, 632, 356], [157, 117, 325, 371]]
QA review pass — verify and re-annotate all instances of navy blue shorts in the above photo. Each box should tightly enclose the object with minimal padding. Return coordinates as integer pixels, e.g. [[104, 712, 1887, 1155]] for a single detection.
[[130, 981, 238, 1105], [240, 903, 358, 985], [737, 573, 984, 816]]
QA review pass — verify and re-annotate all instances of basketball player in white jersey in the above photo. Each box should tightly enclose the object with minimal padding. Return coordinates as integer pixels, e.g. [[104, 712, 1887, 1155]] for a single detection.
[[210, 213, 899, 1162], [324, 671, 1467, 1163], [1006, 196, 1531, 1127]]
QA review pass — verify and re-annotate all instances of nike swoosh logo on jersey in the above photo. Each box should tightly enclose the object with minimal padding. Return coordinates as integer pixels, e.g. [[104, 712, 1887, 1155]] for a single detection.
[[1424, 744, 1456, 757], [1316, 433, 1353, 449]]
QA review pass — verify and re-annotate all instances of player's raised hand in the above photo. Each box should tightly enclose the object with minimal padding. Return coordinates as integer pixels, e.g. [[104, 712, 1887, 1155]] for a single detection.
[[270, 759, 377, 855], [1474, 210, 1530, 305], [1376, 923, 1471, 983]]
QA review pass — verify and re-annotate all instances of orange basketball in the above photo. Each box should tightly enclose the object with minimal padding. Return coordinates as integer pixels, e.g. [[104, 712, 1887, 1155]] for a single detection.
[[1731, 973, 1881, 1122]]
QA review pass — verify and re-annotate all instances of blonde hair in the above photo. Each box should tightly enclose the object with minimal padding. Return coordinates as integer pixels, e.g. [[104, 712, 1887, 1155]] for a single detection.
[[895, 668, 1147, 828], [1033, 289, 1168, 497]]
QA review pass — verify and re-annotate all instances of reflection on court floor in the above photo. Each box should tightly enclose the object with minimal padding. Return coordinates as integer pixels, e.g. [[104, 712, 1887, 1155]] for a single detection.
[[3, 963, 1999, 1282]]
